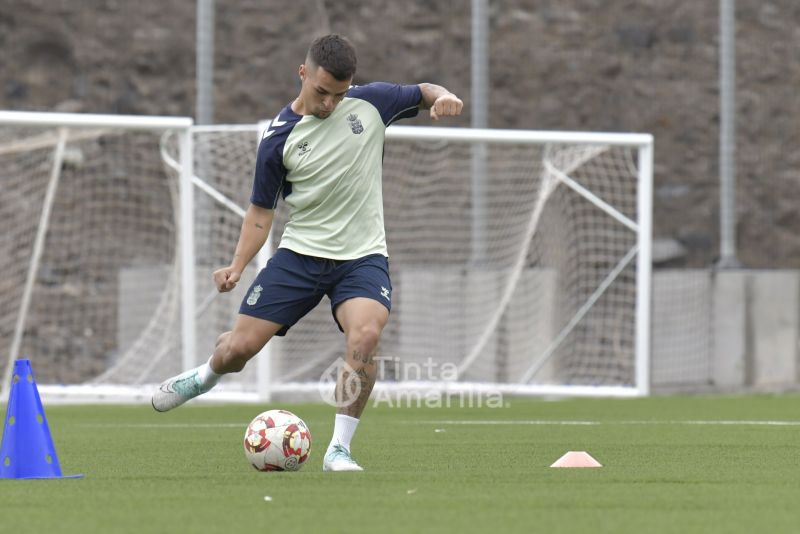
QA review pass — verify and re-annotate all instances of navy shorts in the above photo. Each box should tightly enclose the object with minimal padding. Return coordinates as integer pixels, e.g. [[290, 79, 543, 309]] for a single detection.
[[239, 248, 392, 336]]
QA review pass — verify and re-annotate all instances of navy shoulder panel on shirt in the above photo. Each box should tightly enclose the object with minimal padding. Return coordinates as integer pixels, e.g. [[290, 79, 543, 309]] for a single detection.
[[347, 82, 421, 126], [251, 105, 301, 209]]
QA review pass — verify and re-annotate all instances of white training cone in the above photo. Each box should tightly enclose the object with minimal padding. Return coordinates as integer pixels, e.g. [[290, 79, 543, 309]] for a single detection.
[[550, 451, 602, 468]]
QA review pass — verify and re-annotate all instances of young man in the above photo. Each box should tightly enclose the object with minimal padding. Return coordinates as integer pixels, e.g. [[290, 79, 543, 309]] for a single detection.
[[152, 34, 463, 471]]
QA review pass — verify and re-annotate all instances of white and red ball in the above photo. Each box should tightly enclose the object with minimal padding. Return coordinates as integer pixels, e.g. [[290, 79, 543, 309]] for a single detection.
[[243, 409, 312, 471]]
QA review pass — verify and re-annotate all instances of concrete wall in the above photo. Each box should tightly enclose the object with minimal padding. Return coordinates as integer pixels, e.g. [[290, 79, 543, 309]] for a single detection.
[[652, 269, 800, 392], [118, 266, 798, 393]]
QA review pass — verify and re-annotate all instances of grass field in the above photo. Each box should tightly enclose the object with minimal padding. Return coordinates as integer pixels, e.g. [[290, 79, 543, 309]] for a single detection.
[[3, 394, 800, 533]]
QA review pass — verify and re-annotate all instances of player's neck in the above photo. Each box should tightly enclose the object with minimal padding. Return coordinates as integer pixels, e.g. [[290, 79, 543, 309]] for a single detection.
[[291, 97, 308, 116]]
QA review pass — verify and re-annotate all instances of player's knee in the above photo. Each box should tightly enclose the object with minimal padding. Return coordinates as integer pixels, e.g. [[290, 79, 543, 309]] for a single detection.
[[215, 331, 231, 348], [347, 322, 382, 354]]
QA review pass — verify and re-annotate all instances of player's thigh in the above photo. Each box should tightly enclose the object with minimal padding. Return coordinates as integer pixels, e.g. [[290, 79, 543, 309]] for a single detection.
[[227, 314, 284, 356], [330, 254, 392, 335], [240, 248, 326, 335], [335, 297, 389, 337]]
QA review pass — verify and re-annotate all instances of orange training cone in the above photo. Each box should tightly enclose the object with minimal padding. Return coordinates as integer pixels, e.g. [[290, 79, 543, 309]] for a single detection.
[[550, 451, 602, 468]]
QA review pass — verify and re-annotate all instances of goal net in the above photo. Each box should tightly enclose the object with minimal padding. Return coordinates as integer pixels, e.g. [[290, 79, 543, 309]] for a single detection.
[[0, 112, 652, 402], [0, 112, 193, 402], [175, 124, 653, 400]]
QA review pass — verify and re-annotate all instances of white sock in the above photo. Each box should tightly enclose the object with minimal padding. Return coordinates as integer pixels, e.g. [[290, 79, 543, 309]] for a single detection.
[[328, 414, 359, 452], [197, 356, 221, 388]]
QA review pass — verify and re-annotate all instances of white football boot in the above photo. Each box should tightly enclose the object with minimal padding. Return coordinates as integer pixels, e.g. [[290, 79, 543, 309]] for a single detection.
[[323, 445, 364, 472], [151, 369, 212, 412]]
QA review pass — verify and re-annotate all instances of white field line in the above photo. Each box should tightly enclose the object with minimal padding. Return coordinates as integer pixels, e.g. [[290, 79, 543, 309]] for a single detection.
[[409, 420, 800, 427], [75, 420, 800, 429]]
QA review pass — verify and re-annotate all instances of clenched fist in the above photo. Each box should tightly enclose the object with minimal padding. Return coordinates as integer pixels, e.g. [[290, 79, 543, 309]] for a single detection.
[[430, 93, 464, 120], [213, 266, 241, 292]]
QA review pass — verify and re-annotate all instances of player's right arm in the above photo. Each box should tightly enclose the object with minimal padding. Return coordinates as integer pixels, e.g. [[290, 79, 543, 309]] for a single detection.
[[215, 108, 294, 292], [213, 204, 274, 292]]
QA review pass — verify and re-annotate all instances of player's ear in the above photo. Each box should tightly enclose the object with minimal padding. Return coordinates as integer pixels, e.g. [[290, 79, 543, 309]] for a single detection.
[[298, 64, 305, 82]]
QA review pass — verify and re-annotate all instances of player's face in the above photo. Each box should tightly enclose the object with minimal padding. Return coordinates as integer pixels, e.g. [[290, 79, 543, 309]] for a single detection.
[[300, 64, 351, 119]]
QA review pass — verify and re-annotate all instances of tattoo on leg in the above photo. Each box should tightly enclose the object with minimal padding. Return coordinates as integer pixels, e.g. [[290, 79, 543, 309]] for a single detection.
[[337, 365, 375, 418], [352, 349, 376, 366]]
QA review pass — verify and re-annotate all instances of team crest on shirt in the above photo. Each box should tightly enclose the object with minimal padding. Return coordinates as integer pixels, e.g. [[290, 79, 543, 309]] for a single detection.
[[246, 285, 263, 305], [296, 140, 310, 155], [346, 113, 364, 134]]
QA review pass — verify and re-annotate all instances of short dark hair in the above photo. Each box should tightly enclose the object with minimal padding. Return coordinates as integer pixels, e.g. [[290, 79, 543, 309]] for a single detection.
[[306, 34, 357, 81]]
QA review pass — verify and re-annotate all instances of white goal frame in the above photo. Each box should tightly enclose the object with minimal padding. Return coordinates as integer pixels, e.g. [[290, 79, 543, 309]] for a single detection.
[[0, 111, 195, 404], [0, 112, 652, 402], [179, 125, 653, 401], [379, 126, 654, 397]]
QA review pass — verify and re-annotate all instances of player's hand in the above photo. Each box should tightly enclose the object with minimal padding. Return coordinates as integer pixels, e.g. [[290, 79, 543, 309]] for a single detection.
[[430, 93, 463, 120], [213, 266, 241, 293]]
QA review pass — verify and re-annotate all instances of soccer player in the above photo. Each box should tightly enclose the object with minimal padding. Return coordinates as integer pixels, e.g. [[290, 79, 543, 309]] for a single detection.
[[152, 34, 463, 471]]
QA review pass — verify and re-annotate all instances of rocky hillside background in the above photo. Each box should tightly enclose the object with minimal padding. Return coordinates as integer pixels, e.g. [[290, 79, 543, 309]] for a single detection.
[[2, 0, 799, 267]]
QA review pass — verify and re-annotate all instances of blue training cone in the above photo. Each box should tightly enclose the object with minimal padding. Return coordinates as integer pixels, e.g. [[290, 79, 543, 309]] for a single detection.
[[0, 359, 82, 479]]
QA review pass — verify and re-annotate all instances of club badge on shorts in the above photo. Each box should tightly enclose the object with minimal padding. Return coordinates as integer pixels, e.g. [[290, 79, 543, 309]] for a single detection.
[[247, 285, 263, 305]]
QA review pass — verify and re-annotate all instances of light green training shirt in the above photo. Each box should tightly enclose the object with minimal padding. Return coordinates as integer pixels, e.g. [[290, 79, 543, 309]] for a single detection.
[[251, 82, 422, 260]]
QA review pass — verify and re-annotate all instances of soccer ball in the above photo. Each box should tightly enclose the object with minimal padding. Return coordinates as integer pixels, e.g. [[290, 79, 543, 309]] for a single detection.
[[243, 409, 312, 471]]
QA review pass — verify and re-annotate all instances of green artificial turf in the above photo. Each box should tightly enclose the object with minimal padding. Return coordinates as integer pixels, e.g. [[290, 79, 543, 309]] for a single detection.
[[2, 395, 800, 533]]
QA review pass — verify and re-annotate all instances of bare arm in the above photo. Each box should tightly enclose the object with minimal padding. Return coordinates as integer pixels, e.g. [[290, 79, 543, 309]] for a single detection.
[[213, 203, 274, 292], [418, 83, 464, 120]]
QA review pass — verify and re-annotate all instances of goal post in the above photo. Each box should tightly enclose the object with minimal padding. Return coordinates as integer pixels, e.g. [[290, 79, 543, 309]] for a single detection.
[[387, 126, 653, 397], [177, 124, 654, 400], [0, 111, 194, 403], [0, 112, 652, 402]]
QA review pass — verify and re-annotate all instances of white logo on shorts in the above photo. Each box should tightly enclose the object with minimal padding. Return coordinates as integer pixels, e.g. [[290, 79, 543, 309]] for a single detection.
[[380, 286, 390, 301], [246, 285, 263, 305]]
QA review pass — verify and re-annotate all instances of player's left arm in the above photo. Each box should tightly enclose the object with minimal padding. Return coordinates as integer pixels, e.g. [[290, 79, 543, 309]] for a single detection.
[[418, 83, 464, 120]]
